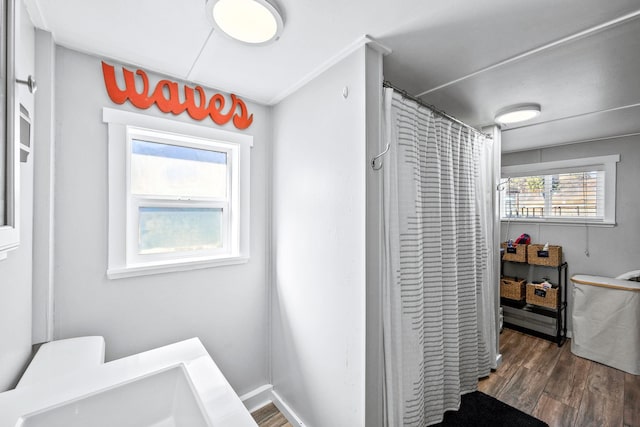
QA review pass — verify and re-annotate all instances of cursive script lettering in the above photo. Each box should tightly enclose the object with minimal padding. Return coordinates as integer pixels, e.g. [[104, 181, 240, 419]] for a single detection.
[[102, 61, 253, 130]]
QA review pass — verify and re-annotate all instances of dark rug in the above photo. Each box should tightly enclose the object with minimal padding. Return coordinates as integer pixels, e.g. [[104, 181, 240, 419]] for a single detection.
[[431, 391, 549, 427]]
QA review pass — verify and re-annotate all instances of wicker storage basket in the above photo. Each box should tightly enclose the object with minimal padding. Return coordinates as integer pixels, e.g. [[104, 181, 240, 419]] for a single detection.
[[500, 277, 526, 301], [501, 242, 528, 263], [526, 283, 558, 309], [527, 244, 563, 266]]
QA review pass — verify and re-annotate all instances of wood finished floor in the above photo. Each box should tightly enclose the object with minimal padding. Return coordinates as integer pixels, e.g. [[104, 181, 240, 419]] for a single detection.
[[253, 328, 640, 427], [480, 328, 640, 427], [252, 402, 293, 427]]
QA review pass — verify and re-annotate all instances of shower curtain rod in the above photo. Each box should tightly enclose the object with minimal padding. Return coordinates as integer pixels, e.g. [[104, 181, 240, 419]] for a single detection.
[[382, 80, 489, 138]]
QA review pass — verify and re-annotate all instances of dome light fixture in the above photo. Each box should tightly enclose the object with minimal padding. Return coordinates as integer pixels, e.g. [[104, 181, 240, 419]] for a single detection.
[[206, 0, 284, 46], [494, 104, 541, 125]]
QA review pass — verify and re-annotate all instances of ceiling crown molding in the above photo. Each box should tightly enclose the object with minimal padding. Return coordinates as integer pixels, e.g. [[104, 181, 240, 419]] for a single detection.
[[267, 34, 391, 106], [23, 0, 50, 31]]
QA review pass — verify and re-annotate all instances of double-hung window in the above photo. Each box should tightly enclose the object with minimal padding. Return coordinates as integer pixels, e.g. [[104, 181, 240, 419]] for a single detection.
[[128, 129, 235, 262], [104, 108, 252, 278], [500, 155, 619, 225]]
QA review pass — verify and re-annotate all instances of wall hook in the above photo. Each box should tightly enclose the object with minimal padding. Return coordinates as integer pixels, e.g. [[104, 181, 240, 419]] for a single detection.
[[371, 143, 390, 170], [497, 177, 511, 191], [16, 75, 37, 94]]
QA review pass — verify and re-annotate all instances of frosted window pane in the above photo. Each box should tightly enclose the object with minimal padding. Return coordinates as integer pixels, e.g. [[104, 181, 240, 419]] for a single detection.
[[138, 207, 223, 254], [131, 140, 227, 198]]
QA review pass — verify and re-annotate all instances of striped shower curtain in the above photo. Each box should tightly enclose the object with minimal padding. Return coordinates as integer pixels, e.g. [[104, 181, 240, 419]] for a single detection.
[[381, 88, 494, 426]]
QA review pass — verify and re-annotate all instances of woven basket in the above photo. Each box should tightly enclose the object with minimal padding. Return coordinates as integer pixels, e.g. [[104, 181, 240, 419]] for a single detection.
[[526, 283, 558, 309], [501, 242, 528, 263], [500, 277, 526, 301], [527, 244, 562, 267]]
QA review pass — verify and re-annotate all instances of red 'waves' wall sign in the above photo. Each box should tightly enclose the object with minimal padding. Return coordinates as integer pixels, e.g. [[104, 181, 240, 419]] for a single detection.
[[101, 61, 253, 130]]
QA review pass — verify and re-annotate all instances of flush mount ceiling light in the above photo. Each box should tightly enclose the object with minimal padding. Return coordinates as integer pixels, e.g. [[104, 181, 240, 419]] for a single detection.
[[206, 0, 284, 45], [494, 104, 541, 125]]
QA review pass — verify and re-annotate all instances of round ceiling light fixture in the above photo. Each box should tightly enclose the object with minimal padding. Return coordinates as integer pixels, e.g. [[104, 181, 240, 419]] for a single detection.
[[207, 0, 284, 45], [494, 103, 541, 125]]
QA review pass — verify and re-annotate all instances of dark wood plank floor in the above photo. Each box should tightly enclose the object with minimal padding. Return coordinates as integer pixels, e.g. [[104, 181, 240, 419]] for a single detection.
[[253, 328, 640, 427], [252, 402, 292, 427], [480, 327, 640, 427]]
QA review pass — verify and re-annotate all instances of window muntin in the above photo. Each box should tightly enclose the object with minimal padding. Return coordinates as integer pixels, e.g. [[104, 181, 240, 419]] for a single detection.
[[501, 155, 619, 225]]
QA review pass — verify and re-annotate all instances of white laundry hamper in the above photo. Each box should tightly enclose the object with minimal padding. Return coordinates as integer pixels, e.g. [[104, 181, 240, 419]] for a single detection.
[[571, 273, 640, 375]]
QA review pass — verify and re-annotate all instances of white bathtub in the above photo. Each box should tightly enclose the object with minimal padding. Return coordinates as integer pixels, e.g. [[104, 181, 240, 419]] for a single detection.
[[0, 338, 257, 427]]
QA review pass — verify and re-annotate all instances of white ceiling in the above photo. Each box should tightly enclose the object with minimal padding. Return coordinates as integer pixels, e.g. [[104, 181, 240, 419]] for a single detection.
[[24, 0, 640, 152]]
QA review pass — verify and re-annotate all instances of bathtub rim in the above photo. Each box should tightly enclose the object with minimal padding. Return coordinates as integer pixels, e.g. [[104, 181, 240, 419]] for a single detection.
[[0, 337, 257, 427]]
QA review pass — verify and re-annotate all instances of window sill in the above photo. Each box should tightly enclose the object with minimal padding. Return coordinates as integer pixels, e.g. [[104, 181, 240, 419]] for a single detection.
[[107, 255, 250, 280], [0, 243, 19, 261], [500, 218, 616, 227]]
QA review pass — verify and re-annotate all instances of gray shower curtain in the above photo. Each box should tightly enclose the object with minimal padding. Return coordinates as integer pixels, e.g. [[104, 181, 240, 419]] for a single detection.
[[381, 88, 493, 426]]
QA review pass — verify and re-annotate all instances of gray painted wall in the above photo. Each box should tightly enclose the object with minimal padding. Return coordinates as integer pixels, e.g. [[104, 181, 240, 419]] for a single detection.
[[51, 47, 271, 395], [32, 29, 55, 344], [272, 48, 367, 426], [501, 135, 640, 333], [0, 1, 35, 391]]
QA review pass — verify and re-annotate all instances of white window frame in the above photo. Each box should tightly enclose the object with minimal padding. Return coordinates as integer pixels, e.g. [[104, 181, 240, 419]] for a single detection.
[[104, 108, 252, 279], [501, 154, 619, 226], [0, 0, 18, 261]]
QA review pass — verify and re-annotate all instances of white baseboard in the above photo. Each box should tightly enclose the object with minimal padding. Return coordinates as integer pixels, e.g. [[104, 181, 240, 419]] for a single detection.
[[240, 384, 273, 413], [240, 384, 306, 427], [271, 389, 306, 427], [495, 353, 503, 369]]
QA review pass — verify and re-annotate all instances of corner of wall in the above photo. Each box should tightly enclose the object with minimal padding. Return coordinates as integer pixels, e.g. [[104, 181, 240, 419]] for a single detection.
[[364, 44, 385, 427], [32, 28, 56, 344]]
